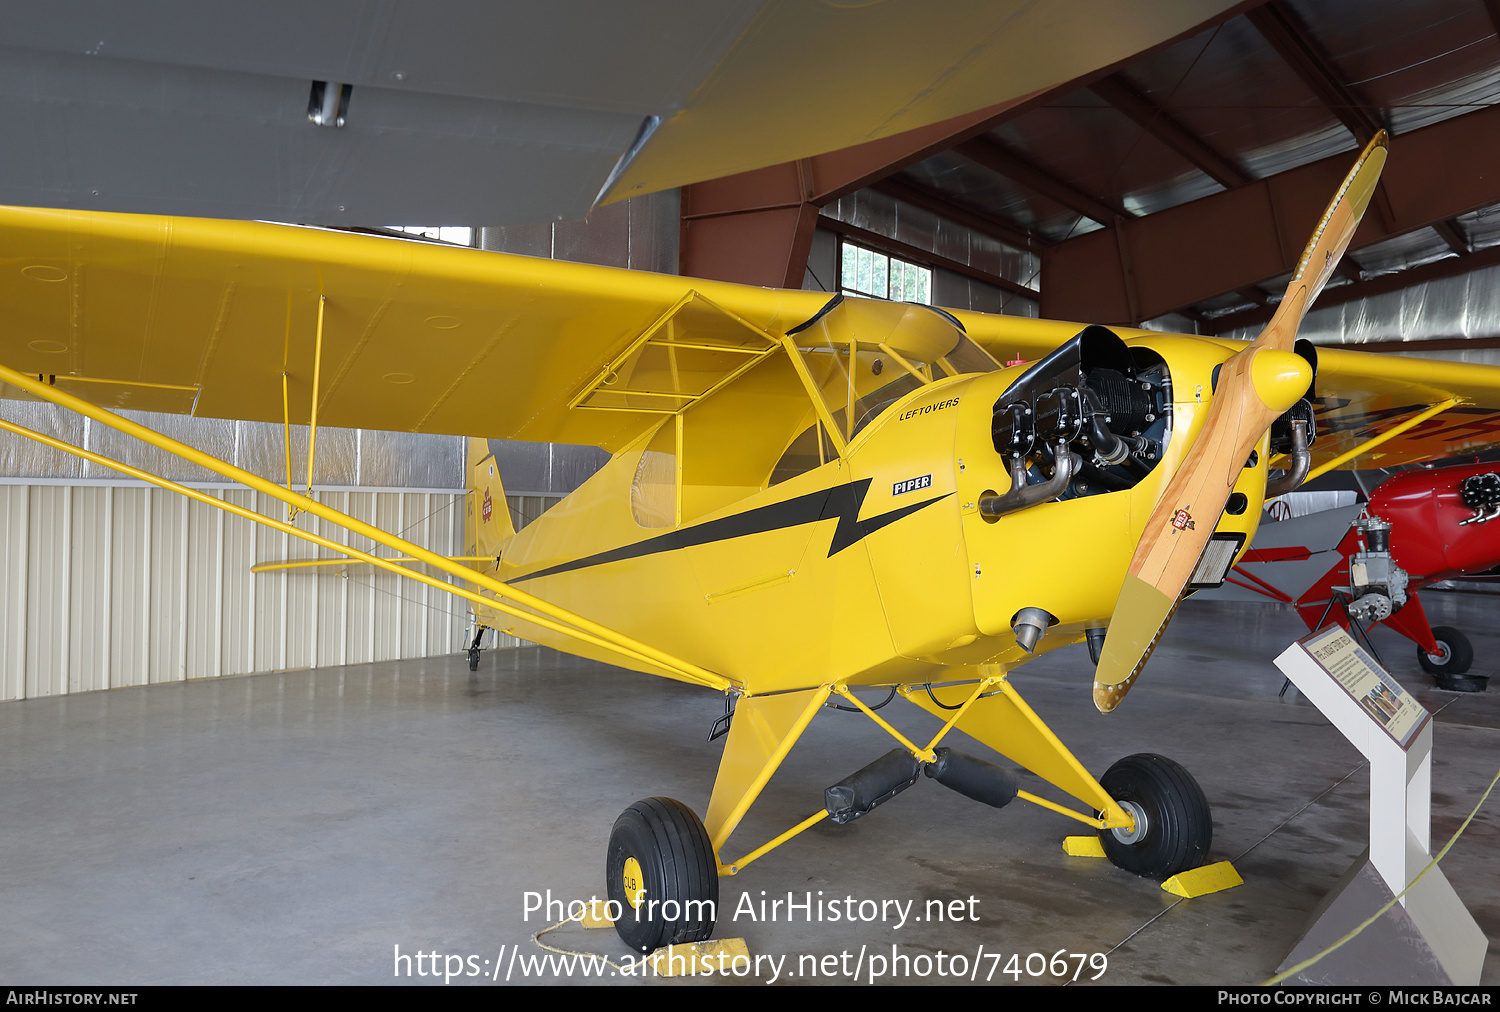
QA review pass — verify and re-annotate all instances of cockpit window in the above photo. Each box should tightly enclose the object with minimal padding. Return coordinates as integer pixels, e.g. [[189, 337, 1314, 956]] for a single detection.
[[768, 424, 834, 487], [769, 297, 1002, 486], [932, 330, 1002, 378], [847, 373, 925, 438]]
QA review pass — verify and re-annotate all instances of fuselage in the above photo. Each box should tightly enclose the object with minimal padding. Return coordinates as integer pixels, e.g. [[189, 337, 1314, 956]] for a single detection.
[[485, 331, 1268, 695], [1369, 461, 1500, 582]]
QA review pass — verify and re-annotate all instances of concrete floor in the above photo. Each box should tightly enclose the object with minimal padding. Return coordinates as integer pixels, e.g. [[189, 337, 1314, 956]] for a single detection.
[[2, 593, 1497, 986]]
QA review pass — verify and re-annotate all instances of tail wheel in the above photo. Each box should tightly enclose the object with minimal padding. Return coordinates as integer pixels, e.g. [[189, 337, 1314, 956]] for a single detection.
[[606, 797, 718, 953], [1418, 626, 1473, 676], [1097, 753, 1212, 880]]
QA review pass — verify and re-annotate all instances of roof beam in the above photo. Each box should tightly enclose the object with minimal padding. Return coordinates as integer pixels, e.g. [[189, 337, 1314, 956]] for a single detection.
[[1087, 74, 1250, 189], [1042, 102, 1500, 325], [678, 158, 819, 288], [1483, 0, 1500, 44], [1245, 3, 1400, 234], [1244, 1, 1383, 143], [1432, 219, 1472, 256], [954, 137, 1129, 226], [682, 0, 1268, 218], [675, 96, 1052, 284]]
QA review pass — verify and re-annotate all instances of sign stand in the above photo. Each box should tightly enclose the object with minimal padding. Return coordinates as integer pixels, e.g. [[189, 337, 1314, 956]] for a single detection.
[[1272, 625, 1485, 985]]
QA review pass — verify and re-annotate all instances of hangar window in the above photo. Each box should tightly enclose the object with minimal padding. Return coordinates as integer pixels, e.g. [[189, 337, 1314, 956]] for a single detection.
[[840, 241, 931, 304]]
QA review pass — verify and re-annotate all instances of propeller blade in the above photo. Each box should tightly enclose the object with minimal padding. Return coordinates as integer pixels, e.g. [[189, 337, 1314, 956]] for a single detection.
[[1267, 130, 1388, 343], [1093, 131, 1388, 714]]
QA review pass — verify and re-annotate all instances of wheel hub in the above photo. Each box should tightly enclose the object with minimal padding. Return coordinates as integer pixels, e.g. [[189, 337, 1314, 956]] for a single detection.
[[622, 856, 644, 908], [1111, 799, 1149, 845], [1427, 642, 1452, 665]]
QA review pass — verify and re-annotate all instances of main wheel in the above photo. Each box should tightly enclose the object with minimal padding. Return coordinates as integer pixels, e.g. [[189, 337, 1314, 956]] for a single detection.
[[606, 797, 718, 953], [1417, 626, 1473, 676], [1097, 753, 1212, 880]]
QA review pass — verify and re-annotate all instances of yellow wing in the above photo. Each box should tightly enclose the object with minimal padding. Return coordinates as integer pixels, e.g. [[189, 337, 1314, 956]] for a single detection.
[[1307, 347, 1500, 468], [1186, 335, 1500, 468], [8, 204, 1500, 472], [0, 207, 830, 452]]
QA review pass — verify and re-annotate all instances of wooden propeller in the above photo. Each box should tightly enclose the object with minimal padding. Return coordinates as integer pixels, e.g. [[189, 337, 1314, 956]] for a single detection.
[[1092, 131, 1389, 714]]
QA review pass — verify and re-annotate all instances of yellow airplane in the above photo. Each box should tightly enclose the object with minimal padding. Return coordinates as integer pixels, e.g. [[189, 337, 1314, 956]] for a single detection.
[[2, 133, 1499, 954]]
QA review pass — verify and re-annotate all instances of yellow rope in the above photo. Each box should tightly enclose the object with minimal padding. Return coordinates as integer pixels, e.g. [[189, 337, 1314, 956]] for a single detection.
[[531, 912, 632, 974], [1262, 761, 1500, 986]]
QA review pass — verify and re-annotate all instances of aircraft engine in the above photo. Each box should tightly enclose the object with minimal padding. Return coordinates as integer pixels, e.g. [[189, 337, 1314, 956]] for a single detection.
[[1459, 472, 1500, 526], [1343, 515, 1409, 623], [984, 326, 1170, 519]]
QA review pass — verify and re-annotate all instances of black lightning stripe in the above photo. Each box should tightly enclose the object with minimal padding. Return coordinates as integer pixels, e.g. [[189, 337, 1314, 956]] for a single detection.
[[510, 478, 951, 584]]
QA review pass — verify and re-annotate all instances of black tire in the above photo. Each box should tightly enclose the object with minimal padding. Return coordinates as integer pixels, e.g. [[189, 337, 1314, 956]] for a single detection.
[[1097, 753, 1212, 880], [467, 646, 480, 671], [606, 797, 718, 953], [1417, 626, 1473, 675]]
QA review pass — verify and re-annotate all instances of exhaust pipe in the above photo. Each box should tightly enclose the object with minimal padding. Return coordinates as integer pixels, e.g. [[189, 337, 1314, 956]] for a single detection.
[[1011, 607, 1056, 653], [1266, 417, 1312, 498], [979, 440, 1080, 520]]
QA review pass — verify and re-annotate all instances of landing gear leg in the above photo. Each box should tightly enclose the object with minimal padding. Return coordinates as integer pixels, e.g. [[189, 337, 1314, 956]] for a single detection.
[[1382, 595, 1485, 690], [1418, 626, 1484, 691], [468, 626, 487, 671]]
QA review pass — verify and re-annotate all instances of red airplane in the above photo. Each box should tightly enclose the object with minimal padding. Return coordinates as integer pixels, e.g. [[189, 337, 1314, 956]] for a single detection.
[[1223, 461, 1500, 691]]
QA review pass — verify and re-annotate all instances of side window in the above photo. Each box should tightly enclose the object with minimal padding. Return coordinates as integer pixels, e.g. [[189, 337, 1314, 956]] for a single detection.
[[849, 373, 924, 438], [630, 425, 676, 528], [769, 425, 833, 487]]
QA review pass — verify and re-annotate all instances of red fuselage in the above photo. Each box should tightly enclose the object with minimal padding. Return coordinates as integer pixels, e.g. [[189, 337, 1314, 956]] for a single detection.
[[1368, 462, 1500, 582]]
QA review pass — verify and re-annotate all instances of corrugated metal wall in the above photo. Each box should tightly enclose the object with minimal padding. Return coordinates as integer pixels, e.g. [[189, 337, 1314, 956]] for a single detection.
[[0, 191, 677, 702], [0, 483, 469, 701]]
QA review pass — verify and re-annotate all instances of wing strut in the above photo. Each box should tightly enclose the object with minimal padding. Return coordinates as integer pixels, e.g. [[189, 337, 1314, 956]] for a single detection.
[[250, 556, 495, 573], [0, 361, 734, 692], [777, 333, 850, 459], [1302, 397, 1462, 483], [283, 292, 327, 523]]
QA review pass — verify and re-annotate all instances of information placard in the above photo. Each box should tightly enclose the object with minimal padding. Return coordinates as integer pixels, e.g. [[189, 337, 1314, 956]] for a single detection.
[[1299, 624, 1430, 749]]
